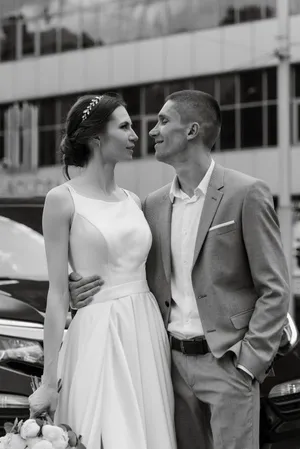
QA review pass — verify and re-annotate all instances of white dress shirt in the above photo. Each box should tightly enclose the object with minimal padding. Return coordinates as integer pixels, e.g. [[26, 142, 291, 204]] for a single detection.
[[167, 159, 254, 379], [168, 160, 215, 339]]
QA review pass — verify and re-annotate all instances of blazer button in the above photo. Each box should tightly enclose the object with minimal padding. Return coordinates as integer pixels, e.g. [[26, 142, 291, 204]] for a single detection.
[[165, 301, 170, 307]]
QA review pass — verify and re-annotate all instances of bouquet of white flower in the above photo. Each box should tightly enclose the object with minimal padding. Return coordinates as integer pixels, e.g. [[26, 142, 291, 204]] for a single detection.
[[0, 377, 86, 449]]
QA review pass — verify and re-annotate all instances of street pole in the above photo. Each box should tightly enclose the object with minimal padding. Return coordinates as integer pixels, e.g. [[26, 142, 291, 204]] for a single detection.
[[276, 0, 294, 316]]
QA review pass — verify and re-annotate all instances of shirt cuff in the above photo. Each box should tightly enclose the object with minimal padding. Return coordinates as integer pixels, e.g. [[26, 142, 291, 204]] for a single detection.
[[237, 364, 254, 379]]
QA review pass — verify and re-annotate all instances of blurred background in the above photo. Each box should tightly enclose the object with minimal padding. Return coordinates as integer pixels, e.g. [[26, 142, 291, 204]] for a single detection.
[[0, 0, 299, 325]]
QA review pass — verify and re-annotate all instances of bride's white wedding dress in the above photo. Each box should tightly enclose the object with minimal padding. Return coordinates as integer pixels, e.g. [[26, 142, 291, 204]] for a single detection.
[[55, 184, 176, 449]]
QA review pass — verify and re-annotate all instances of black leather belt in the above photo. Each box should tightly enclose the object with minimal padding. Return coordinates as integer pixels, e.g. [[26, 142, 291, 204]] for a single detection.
[[171, 336, 210, 355]]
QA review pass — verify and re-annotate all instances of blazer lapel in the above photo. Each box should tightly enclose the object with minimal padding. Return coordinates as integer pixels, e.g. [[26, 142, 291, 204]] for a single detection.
[[159, 193, 172, 283], [192, 164, 225, 268]]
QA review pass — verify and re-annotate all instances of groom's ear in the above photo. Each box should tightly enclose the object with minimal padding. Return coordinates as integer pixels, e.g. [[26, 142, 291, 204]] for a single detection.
[[187, 122, 200, 140]]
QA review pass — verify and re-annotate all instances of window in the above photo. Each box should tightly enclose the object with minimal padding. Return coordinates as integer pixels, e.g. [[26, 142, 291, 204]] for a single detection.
[[237, 1, 262, 23], [219, 0, 237, 26], [267, 104, 277, 146], [266, 67, 277, 100], [39, 129, 57, 166], [121, 87, 141, 116], [193, 77, 215, 97], [59, 11, 81, 52], [60, 95, 80, 124], [1, 17, 17, 61], [220, 109, 236, 150], [145, 84, 166, 115], [240, 70, 262, 103], [220, 75, 236, 105], [294, 64, 300, 98], [40, 14, 59, 55], [39, 99, 57, 127], [21, 19, 35, 57], [167, 79, 191, 96], [241, 106, 263, 147]]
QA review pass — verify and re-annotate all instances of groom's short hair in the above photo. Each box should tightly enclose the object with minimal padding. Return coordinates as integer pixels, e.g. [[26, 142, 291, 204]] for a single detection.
[[166, 90, 222, 149]]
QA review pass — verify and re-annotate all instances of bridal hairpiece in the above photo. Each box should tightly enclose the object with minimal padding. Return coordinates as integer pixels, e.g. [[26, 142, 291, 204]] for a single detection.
[[81, 96, 103, 122]]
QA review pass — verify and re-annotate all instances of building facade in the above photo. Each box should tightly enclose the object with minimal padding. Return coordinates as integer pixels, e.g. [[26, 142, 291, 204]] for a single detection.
[[0, 0, 300, 298]]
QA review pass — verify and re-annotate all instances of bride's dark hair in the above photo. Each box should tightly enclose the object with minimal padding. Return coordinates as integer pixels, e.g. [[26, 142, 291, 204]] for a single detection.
[[60, 92, 126, 179]]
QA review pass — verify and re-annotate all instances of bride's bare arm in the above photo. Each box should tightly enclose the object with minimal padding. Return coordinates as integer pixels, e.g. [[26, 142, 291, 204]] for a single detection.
[[29, 186, 73, 415]]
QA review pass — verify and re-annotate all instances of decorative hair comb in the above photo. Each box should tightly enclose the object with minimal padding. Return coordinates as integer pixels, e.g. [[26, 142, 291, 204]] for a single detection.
[[81, 96, 103, 122]]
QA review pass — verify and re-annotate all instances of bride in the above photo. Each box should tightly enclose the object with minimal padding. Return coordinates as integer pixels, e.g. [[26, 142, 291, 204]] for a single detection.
[[29, 93, 177, 449]]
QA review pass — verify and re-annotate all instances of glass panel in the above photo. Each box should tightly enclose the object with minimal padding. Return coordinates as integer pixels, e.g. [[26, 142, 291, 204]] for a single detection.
[[21, 18, 35, 56], [219, 0, 237, 26], [240, 70, 262, 103], [59, 11, 81, 52], [38, 99, 57, 127], [132, 119, 141, 159], [193, 77, 215, 97], [264, 0, 276, 18], [0, 106, 5, 132], [60, 95, 80, 124], [0, 0, 59, 19], [241, 106, 263, 147], [237, 0, 262, 23], [266, 67, 277, 100], [98, 2, 122, 45], [267, 104, 277, 146], [0, 134, 4, 161], [81, 6, 99, 48], [167, 79, 190, 95], [220, 109, 236, 150], [38, 12, 60, 55], [147, 120, 157, 155], [220, 74, 236, 105], [39, 128, 57, 166], [295, 64, 300, 98], [297, 104, 300, 143], [145, 83, 167, 115], [121, 86, 140, 116], [0, 17, 17, 61]]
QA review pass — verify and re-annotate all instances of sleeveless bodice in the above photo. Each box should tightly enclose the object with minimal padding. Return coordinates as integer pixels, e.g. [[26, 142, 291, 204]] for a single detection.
[[66, 185, 152, 290]]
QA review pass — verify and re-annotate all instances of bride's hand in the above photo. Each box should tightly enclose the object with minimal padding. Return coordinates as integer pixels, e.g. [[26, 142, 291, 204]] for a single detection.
[[28, 384, 59, 419]]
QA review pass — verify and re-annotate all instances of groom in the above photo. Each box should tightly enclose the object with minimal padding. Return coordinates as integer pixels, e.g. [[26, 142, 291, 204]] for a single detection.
[[68, 90, 290, 449]]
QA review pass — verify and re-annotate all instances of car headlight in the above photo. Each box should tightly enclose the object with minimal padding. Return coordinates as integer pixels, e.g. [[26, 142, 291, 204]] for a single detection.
[[0, 394, 29, 409], [0, 336, 43, 370], [269, 380, 300, 398]]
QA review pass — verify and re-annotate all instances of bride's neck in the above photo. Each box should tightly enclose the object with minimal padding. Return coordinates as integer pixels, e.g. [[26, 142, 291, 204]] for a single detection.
[[79, 161, 117, 195]]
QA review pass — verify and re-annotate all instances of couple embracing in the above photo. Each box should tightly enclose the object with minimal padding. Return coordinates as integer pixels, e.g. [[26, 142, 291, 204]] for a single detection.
[[29, 90, 290, 449]]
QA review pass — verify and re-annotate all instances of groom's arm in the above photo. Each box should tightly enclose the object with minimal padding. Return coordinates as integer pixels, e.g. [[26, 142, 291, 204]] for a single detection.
[[69, 272, 104, 310], [238, 180, 290, 382]]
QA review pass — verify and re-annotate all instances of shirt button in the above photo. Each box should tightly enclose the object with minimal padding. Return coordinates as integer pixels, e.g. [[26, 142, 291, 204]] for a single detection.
[[165, 301, 170, 307]]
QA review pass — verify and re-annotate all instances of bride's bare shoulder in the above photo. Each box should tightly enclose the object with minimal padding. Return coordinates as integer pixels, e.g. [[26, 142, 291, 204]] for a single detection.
[[44, 183, 74, 218]]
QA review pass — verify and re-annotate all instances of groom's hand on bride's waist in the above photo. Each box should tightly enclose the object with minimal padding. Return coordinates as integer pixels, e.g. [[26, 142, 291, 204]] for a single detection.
[[69, 272, 104, 310]]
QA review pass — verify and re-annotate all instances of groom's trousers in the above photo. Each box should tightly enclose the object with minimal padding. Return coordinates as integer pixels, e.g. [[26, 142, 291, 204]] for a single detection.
[[171, 349, 260, 449]]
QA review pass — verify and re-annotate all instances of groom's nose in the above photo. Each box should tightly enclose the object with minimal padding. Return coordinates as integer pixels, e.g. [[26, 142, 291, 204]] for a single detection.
[[149, 124, 159, 138]]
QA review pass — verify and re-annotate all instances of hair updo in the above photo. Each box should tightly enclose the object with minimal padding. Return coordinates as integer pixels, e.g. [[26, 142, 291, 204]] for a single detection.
[[60, 92, 126, 179]]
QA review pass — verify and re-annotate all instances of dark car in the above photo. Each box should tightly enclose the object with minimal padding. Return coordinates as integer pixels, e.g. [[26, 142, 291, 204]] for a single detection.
[[0, 212, 300, 448]]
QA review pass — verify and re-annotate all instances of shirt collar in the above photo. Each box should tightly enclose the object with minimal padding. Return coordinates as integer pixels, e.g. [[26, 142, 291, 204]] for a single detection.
[[169, 159, 215, 203]]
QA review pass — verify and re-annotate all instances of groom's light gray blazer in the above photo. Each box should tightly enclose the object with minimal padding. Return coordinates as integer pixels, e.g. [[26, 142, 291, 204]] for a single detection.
[[143, 163, 290, 383]]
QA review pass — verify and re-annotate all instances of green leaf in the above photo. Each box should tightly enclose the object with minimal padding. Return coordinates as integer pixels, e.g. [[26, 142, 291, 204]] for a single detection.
[[3, 422, 14, 434]]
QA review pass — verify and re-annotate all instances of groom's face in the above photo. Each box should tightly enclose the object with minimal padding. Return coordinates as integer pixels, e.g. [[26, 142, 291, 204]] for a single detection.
[[149, 100, 189, 163]]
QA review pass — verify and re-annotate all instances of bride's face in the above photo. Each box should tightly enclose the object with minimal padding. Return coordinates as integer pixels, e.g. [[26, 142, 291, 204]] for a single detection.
[[100, 106, 138, 163]]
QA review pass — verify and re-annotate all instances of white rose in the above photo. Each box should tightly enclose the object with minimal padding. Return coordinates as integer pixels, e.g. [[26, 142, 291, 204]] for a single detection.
[[42, 425, 66, 443], [26, 437, 43, 449], [20, 419, 40, 439], [32, 441, 53, 449], [0, 434, 27, 449], [51, 438, 69, 449], [0, 435, 9, 449]]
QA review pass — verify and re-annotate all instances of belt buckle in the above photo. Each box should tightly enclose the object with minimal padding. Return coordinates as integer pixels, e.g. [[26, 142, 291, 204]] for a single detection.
[[180, 340, 186, 355]]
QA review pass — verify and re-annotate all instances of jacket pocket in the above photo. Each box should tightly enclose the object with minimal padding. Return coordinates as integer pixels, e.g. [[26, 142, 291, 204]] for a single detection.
[[230, 308, 255, 330]]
